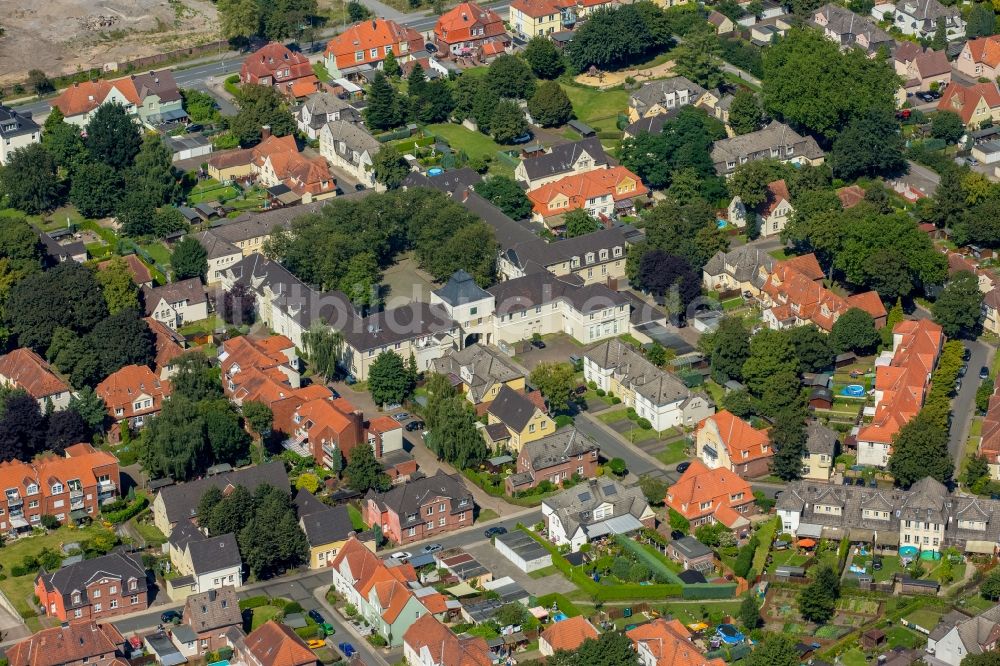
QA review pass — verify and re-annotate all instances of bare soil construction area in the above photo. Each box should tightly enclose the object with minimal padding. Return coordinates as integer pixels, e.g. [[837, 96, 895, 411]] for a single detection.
[[0, 0, 219, 86]]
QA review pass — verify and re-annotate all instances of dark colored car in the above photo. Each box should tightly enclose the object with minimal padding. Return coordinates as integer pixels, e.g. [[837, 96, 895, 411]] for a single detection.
[[160, 610, 182, 624], [308, 609, 325, 624], [676, 461, 691, 474], [338, 643, 356, 658], [484, 526, 507, 538], [964, 347, 973, 362], [959, 365, 967, 377], [670, 530, 685, 540], [425, 42, 438, 53], [330, 388, 340, 399], [981, 366, 990, 380], [531, 338, 546, 349], [854, 477, 866, 486], [405, 420, 425, 431], [354, 183, 366, 191], [185, 123, 204, 133]]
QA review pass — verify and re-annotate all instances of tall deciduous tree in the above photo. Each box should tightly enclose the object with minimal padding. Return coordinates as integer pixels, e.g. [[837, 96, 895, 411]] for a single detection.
[[830, 110, 906, 180], [128, 135, 180, 206], [490, 100, 529, 143], [475, 176, 532, 220], [797, 565, 840, 623], [85, 103, 142, 170], [7, 262, 108, 352], [371, 145, 409, 189], [368, 351, 414, 407], [302, 325, 343, 382], [70, 162, 123, 218], [171, 236, 208, 281], [565, 4, 667, 71], [674, 24, 723, 89], [830, 307, 881, 354], [218, 0, 260, 40], [933, 270, 983, 339], [230, 84, 297, 146], [345, 442, 390, 492], [530, 362, 576, 413], [523, 37, 565, 78], [95, 257, 140, 314], [741, 328, 798, 395], [0, 143, 62, 214], [709, 316, 750, 383], [563, 209, 601, 238], [888, 411, 953, 487], [485, 55, 537, 100], [141, 396, 209, 481], [728, 90, 763, 135], [528, 80, 573, 127]]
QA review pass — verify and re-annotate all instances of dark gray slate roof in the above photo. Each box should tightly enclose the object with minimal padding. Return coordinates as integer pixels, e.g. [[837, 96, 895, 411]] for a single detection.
[[365, 469, 473, 525], [141, 277, 207, 314], [294, 490, 356, 547], [488, 386, 541, 433], [157, 461, 289, 525], [805, 422, 838, 456], [184, 586, 242, 634], [672, 535, 713, 560], [624, 113, 674, 138], [37, 551, 146, 610], [0, 105, 39, 139], [188, 533, 241, 575], [131, 70, 182, 103], [433, 270, 492, 307], [488, 272, 628, 316], [519, 137, 608, 182], [520, 428, 598, 472]]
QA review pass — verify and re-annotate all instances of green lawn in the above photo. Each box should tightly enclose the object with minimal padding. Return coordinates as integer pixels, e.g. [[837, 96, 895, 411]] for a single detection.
[[347, 504, 367, 531], [658, 601, 742, 624], [560, 84, 628, 133], [904, 607, 944, 631], [476, 508, 500, 523], [886, 625, 926, 650], [702, 379, 725, 405], [597, 408, 629, 424], [251, 605, 283, 630], [130, 518, 167, 546], [766, 549, 808, 572], [655, 439, 688, 465], [313, 61, 330, 81], [178, 314, 221, 336], [139, 242, 171, 267], [528, 565, 560, 579], [840, 648, 868, 666], [426, 123, 505, 159]]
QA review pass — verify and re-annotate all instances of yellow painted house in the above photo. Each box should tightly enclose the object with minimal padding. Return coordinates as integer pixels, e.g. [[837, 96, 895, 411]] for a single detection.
[[486, 385, 555, 453], [430, 344, 526, 409], [509, 0, 564, 39], [296, 491, 376, 569]]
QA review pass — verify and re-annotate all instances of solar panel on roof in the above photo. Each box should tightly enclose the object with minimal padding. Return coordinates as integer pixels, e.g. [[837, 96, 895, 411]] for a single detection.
[[577, 491, 591, 502], [603, 484, 617, 495]]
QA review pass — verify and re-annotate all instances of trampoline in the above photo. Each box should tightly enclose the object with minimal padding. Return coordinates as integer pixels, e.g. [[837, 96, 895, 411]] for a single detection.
[[717, 624, 745, 644], [842, 384, 866, 397], [920, 550, 941, 561], [428, 167, 444, 176]]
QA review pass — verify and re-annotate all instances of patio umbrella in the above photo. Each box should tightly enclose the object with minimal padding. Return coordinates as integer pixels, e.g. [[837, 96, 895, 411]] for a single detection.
[[797, 538, 817, 548]]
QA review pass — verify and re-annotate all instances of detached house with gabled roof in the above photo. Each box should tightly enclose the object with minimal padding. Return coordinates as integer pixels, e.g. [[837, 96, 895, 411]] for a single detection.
[[319, 120, 380, 190], [711, 121, 825, 175], [514, 137, 609, 189], [506, 427, 600, 493], [702, 245, 775, 298], [926, 603, 1000, 665], [627, 618, 725, 666], [96, 365, 170, 430], [937, 82, 1000, 128], [526, 165, 648, 227], [812, 4, 893, 56], [296, 92, 361, 140], [486, 385, 556, 453], [35, 551, 148, 622], [142, 278, 209, 330], [893, 0, 964, 40], [894, 42, 950, 95], [958, 35, 1000, 81], [430, 343, 524, 410], [583, 339, 714, 432], [181, 586, 243, 657], [695, 410, 773, 479], [166, 526, 243, 600], [403, 613, 492, 666], [0, 105, 40, 166], [666, 459, 755, 529], [364, 470, 475, 545], [626, 76, 709, 123], [540, 615, 600, 656], [6, 621, 129, 666], [727, 178, 793, 238], [240, 42, 318, 99], [0, 348, 72, 411], [434, 2, 509, 56], [236, 620, 317, 666], [542, 478, 654, 551], [324, 19, 424, 78]]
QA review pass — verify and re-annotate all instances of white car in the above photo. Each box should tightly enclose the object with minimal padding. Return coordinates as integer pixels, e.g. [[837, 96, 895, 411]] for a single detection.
[[390, 551, 412, 560]]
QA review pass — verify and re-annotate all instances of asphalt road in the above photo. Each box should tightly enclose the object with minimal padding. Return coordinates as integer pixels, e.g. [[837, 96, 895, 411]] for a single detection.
[[950, 339, 992, 469]]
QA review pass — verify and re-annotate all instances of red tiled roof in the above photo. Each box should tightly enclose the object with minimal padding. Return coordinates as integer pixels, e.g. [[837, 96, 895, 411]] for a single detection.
[[760, 179, 790, 219], [510, 0, 563, 18], [325, 19, 423, 64], [52, 78, 140, 117], [243, 621, 316, 666], [698, 410, 771, 464], [435, 2, 506, 45], [836, 185, 866, 209], [666, 459, 753, 527], [143, 318, 185, 375], [627, 619, 726, 666], [527, 166, 648, 218], [0, 348, 70, 400], [98, 255, 152, 286], [7, 622, 125, 666], [404, 615, 492, 666], [965, 35, 1000, 68], [95, 365, 170, 420], [241, 42, 314, 85], [937, 82, 1000, 125], [541, 616, 599, 652]]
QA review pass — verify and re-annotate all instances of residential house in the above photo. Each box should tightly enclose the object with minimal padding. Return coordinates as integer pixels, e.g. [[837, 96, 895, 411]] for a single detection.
[[287, 395, 402, 468], [514, 137, 609, 189], [525, 165, 648, 227], [695, 410, 773, 479], [430, 343, 524, 409], [623, 113, 673, 140], [542, 478, 654, 551], [711, 121, 825, 175], [666, 460, 755, 529], [837, 184, 867, 209], [540, 616, 600, 656], [145, 317, 186, 380], [488, 273, 630, 346], [727, 179, 793, 237], [497, 223, 638, 285], [429, 270, 496, 348], [708, 11, 736, 34], [505, 428, 599, 494], [777, 476, 1000, 554], [6, 622, 128, 666], [937, 82, 1000, 128], [486, 385, 555, 453], [894, 42, 950, 95], [167, 526, 243, 599], [364, 469, 475, 545], [52, 70, 183, 126], [802, 422, 838, 481], [193, 230, 244, 285], [0, 444, 119, 535], [856, 319, 943, 467], [403, 614, 492, 666], [318, 120, 380, 190], [813, 4, 894, 56], [957, 35, 1000, 81], [207, 149, 255, 183], [893, 0, 964, 40], [240, 42, 318, 99], [203, 201, 329, 257], [142, 278, 209, 330], [434, 2, 509, 55], [509, 0, 564, 40], [235, 621, 316, 666], [182, 587, 243, 657], [983, 287, 1000, 336], [35, 551, 147, 622], [97, 255, 153, 289], [583, 339, 715, 432], [152, 461, 289, 535], [702, 245, 775, 297], [0, 106, 40, 165], [296, 92, 361, 140], [926, 604, 1000, 666], [324, 19, 424, 78], [626, 77, 708, 123], [295, 490, 374, 568], [329, 536, 451, 645], [628, 619, 725, 666], [251, 132, 337, 204], [0, 348, 72, 411], [665, 537, 715, 573], [759, 253, 887, 331], [220, 335, 300, 404], [96, 365, 170, 430]]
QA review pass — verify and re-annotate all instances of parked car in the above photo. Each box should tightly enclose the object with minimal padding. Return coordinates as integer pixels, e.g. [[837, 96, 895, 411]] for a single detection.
[[964, 347, 973, 362], [330, 388, 340, 399], [307, 639, 326, 649], [484, 526, 507, 538], [390, 551, 412, 560], [425, 42, 438, 53], [392, 412, 410, 422], [405, 420, 425, 431], [531, 338, 546, 349], [160, 610, 182, 624], [854, 477, 866, 486], [959, 365, 967, 377], [981, 366, 990, 380], [185, 123, 204, 134], [676, 461, 691, 474], [308, 609, 326, 625], [354, 183, 366, 191], [422, 543, 442, 554], [670, 530, 685, 540], [338, 643, 356, 658]]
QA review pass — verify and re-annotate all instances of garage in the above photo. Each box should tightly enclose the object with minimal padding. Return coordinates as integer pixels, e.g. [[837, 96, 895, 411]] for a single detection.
[[494, 530, 552, 573]]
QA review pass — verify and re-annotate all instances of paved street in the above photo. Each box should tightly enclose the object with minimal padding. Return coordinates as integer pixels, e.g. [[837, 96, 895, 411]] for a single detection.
[[950, 339, 993, 469]]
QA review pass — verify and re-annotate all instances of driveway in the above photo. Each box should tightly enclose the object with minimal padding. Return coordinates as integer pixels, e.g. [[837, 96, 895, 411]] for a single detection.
[[466, 542, 574, 595], [949, 339, 993, 469], [514, 334, 584, 372]]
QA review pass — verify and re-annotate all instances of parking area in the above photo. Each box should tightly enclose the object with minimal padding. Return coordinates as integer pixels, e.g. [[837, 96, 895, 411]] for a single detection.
[[512, 333, 582, 371], [381, 253, 439, 305], [466, 542, 576, 596]]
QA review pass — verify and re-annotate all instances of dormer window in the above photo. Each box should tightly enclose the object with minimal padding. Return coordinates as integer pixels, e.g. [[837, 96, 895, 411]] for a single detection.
[[51, 483, 63, 494]]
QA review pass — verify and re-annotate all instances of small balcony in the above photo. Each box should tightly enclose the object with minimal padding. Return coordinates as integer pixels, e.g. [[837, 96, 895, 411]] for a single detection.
[[97, 480, 116, 495], [5, 493, 22, 507]]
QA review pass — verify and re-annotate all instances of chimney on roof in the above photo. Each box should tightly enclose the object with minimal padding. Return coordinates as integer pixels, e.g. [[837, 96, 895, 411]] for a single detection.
[[261, 125, 271, 139], [372, 19, 378, 29]]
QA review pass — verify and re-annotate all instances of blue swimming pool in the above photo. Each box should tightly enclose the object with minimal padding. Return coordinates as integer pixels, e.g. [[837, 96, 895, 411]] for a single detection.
[[717, 624, 745, 644], [428, 167, 444, 176], [552, 612, 568, 622], [717, 219, 727, 229], [900, 546, 919, 558], [842, 384, 865, 397]]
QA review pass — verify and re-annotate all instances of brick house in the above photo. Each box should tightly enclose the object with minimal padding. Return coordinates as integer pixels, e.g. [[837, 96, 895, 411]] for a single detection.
[[666, 460, 755, 529], [235, 620, 317, 666], [324, 19, 424, 78], [6, 622, 128, 666], [0, 348, 72, 412], [240, 42, 319, 99], [539, 616, 599, 656], [505, 428, 599, 494], [182, 587, 243, 656], [96, 364, 171, 429], [403, 614, 492, 666], [35, 551, 148, 622], [434, 2, 508, 56], [364, 470, 475, 545], [0, 443, 119, 534], [695, 410, 773, 479]]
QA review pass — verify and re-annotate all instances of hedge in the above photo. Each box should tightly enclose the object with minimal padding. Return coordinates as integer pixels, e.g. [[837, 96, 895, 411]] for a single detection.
[[103, 496, 148, 524], [681, 583, 738, 600], [535, 593, 582, 618], [614, 534, 683, 585], [239, 595, 269, 610]]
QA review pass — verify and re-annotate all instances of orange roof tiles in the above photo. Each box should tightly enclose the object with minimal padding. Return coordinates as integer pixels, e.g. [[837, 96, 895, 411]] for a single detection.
[[965, 35, 1000, 69], [95, 365, 170, 420], [98, 255, 152, 286], [251, 136, 335, 197], [0, 349, 70, 401], [937, 81, 1000, 125], [241, 42, 314, 86], [243, 621, 316, 666], [325, 19, 424, 68], [541, 616, 599, 652], [435, 2, 506, 45], [367, 415, 402, 435], [404, 615, 492, 666], [510, 0, 563, 18], [760, 179, 790, 219], [627, 619, 726, 666], [698, 410, 771, 464], [666, 459, 753, 527], [7, 622, 125, 666], [527, 166, 648, 218], [837, 185, 866, 209], [52, 79, 140, 118], [144, 318, 185, 374]]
